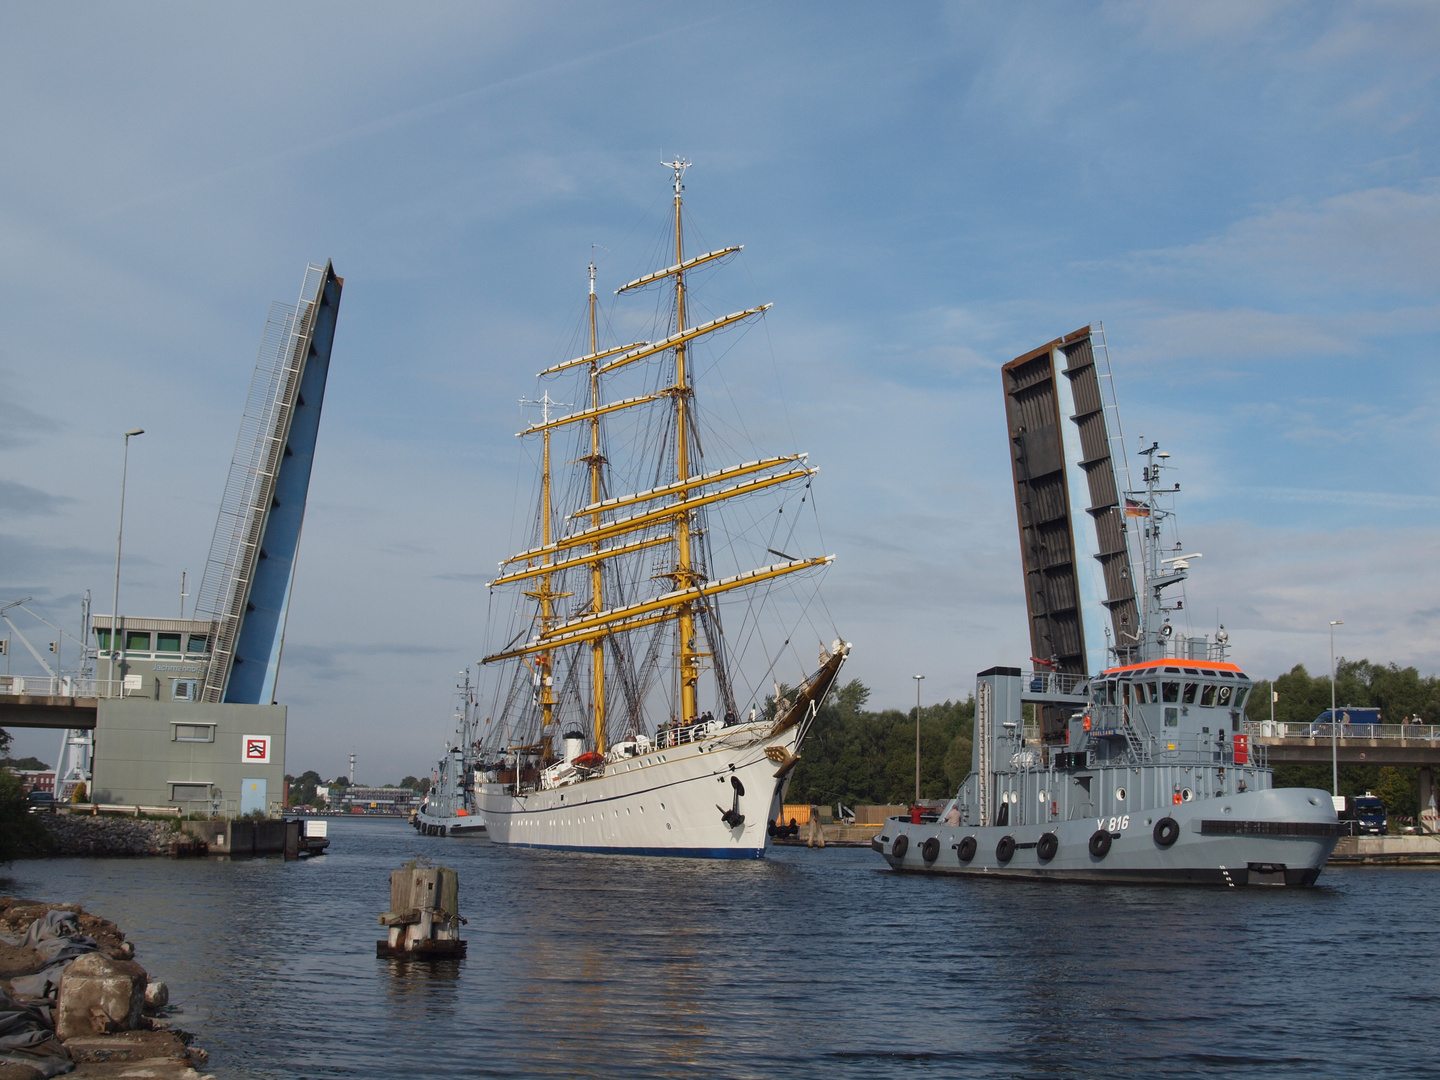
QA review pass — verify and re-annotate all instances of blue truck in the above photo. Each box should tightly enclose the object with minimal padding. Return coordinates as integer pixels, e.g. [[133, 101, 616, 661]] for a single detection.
[[1308, 707, 1382, 735], [1337, 793, 1388, 836]]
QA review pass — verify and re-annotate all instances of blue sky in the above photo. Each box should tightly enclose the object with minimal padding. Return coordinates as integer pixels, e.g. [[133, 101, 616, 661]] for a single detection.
[[3, 3, 1437, 780]]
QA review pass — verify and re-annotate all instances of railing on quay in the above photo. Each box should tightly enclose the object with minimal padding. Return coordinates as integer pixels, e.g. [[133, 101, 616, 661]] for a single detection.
[[1245, 721, 1440, 743]]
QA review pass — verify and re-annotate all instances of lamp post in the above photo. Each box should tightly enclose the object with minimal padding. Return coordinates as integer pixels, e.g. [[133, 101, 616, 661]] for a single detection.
[[108, 429, 144, 694], [1330, 619, 1343, 798], [913, 674, 924, 807]]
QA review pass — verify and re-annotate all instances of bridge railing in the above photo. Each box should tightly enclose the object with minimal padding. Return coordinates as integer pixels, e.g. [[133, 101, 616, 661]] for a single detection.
[[0, 675, 122, 698], [1245, 721, 1440, 743]]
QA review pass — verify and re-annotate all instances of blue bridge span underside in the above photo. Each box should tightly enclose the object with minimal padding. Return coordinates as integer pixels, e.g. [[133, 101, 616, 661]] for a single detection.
[[225, 265, 343, 704]]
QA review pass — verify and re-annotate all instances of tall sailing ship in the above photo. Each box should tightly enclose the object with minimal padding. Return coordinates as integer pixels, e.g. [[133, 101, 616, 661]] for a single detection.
[[473, 161, 849, 857]]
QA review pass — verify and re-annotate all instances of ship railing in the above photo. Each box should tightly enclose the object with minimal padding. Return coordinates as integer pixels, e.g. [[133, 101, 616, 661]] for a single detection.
[[0, 675, 122, 698], [1082, 732, 1264, 769], [1245, 720, 1440, 743]]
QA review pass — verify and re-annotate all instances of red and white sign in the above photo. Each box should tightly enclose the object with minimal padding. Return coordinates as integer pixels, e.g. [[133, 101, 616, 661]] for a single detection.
[[243, 735, 271, 764]]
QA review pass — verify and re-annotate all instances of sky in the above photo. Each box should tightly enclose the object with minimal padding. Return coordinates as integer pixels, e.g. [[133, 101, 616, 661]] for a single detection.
[[2, 2, 1438, 782]]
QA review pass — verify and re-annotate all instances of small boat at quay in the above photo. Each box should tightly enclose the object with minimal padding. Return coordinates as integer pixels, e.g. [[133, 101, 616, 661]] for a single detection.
[[876, 331, 1342, 885]]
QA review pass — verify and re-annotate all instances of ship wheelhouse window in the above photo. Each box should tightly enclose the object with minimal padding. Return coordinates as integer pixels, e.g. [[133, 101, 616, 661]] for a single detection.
[[1162, 681, 1180, 703], [1233, 687, 1248, 709], [1217, 685, 1233, 707], [1200, 685, 1217, 707], [1147, 681, 1159, 702], [1134, 683, 1147, 704], [1182, 683, 1199, 705]]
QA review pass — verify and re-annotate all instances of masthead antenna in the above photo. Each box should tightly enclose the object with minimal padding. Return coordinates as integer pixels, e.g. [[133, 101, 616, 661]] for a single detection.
[[662, 157, 690, 197]]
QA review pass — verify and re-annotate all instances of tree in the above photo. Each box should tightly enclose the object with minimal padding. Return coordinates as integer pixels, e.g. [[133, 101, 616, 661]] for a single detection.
[[400, 776, 432, 793], [0, 769, 48, 863]]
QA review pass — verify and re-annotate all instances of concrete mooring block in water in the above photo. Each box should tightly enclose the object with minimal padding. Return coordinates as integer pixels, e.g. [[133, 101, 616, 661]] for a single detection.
[[377, 865, 466, 958]]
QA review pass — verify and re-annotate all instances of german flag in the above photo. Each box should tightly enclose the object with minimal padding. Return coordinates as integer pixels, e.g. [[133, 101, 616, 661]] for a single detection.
[[1125, 498, 1150, 517]]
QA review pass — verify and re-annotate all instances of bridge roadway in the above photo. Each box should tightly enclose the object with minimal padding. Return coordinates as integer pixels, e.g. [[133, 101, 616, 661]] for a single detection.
[[1244, 721, 1440, 766]]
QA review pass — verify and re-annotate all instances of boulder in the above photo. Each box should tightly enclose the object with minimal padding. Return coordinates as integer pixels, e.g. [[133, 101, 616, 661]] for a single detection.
[[55, 952, 147, 1041], [144, 980, 169, 1011]]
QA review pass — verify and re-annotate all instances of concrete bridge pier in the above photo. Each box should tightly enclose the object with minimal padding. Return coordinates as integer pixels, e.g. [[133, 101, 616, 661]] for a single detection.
[[1420, 767, 1438, 834]]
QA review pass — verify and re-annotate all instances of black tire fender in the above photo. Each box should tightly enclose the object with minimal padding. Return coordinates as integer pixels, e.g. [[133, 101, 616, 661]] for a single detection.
[[921, 836, 940, 863], [996, 835, 1016, 863], [1036, 832, 1059, 861], [891, 833, 909, 860], [1088, 829, 1112, 858], [957, 835, 977, 862], [1153, 816, 1180, 848]]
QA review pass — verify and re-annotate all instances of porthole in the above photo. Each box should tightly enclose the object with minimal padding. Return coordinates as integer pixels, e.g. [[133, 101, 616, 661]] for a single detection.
[[1116, 787, 1127, 802], [660, 802, 666, 810], [666, 822, 672, 830], [1181, 788, 1194, 802]]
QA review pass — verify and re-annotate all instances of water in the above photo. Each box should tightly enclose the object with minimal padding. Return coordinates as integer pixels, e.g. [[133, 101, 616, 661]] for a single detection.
[[4, 818, 1435, 1078]]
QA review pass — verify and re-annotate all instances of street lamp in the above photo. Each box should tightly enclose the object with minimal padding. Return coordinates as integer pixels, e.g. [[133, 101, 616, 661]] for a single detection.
[[913, 674, 925, 807], [1330, 619, 1343, 799], [108, 429, 144, 694]]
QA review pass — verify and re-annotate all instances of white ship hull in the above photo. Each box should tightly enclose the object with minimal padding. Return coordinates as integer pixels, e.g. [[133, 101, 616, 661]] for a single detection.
[[477, 720, 801, 858]]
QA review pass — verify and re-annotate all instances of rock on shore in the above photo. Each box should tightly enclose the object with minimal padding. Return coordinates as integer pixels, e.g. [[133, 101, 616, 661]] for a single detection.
[[0, 898, 211, 1080], [33, 817, 182, 858]]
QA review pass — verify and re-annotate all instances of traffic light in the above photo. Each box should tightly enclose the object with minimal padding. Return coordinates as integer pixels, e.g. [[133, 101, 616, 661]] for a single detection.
[[0, 639, 7, 655], [49, 641, 58, 653]]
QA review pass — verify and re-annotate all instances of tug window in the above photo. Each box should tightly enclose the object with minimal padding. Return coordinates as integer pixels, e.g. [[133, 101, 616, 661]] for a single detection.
[[1200, 685, 1217, 707], [1122, 683, 1131, 705], [1147, 682, 1159, 702], [1134, 683, 1148, 704], [1162, 682, 1180, 703], [1106, 682, 1117, 705], [1217, 685, 1233, 707], [1232, 687, 1247, 709], [1182, 683, 1199, 705]]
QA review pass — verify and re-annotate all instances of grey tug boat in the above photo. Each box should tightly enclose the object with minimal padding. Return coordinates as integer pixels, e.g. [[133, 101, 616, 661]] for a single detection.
[[876, 327, 1342, 886]]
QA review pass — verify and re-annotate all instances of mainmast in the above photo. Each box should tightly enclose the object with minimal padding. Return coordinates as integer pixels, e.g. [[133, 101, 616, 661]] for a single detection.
[[666, 157, 703, 724], [586, 256, 607, 753]]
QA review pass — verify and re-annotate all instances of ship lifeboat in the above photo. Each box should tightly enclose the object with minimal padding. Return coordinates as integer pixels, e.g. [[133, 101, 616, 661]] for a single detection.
[[572, 751, 606, 771]]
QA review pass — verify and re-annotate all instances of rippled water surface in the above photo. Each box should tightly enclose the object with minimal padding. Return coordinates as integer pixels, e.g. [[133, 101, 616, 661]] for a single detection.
[[5, 818, 1437, 1078]]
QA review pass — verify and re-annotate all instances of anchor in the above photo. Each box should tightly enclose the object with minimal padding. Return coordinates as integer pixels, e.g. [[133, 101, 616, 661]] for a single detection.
[[717, 775, 745, 829]]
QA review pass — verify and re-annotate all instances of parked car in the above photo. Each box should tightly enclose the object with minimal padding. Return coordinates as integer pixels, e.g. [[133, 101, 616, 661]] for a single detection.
[[25, 790, 58, 814]]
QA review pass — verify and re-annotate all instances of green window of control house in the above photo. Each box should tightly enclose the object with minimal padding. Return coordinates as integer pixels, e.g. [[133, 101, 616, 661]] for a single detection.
[[125, 630, 151, 651], [156, 632, 182, 653], [187, 635, 209, 654], [94, 629, 111, 650]]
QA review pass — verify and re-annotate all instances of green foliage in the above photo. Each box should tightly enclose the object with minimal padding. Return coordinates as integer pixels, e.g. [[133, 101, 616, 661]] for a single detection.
[[399, 775, 432, 793], [785, 679, 975, 807], [0, 727, 11, 760], [1, 756, 51, 771], [0, 769, 50, 863], [286, 769, 325, 807]]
